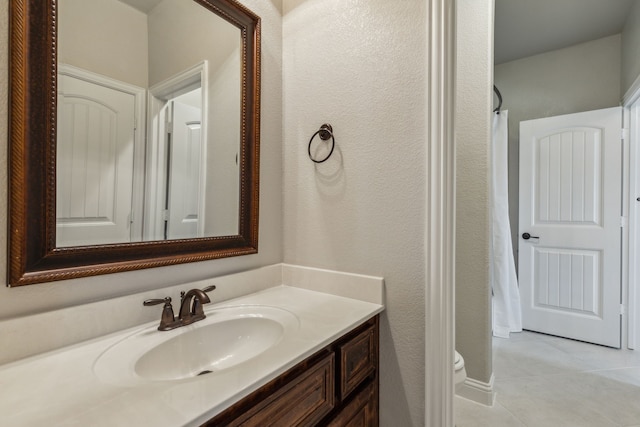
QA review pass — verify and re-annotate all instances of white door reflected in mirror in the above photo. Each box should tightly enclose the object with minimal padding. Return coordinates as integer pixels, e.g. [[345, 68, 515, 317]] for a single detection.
[[166, 92, 204, 240], [56, 69, 140, 247]]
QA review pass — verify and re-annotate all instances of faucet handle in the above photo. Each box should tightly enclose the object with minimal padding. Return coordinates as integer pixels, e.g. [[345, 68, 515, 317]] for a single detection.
[[143, 297, 171, 306], [143, 297, 180, 331], [202, 285, 216, 293]]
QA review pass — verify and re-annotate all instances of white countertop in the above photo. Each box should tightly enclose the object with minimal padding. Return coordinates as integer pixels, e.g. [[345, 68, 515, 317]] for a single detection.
[[0, 285, 384, 427]]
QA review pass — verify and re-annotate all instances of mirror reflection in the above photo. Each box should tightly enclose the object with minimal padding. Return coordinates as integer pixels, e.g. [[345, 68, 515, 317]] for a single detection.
[[57, 0, 241, 247]]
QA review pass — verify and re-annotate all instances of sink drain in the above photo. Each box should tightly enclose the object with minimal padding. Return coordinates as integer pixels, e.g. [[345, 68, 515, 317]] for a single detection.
[[196, 370, 213, 376]]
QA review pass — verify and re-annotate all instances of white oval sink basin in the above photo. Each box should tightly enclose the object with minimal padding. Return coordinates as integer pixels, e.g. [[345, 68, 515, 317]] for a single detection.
[[93, 305, 299, 386]]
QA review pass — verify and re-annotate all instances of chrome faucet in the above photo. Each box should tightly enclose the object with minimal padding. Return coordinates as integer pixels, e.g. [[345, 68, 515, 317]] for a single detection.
[[178, 285, 216, 326], [143, 285, 216, 331]]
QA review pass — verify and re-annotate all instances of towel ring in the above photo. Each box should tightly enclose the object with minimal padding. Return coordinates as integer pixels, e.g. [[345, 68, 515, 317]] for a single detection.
[[308, 124, 335, 163]]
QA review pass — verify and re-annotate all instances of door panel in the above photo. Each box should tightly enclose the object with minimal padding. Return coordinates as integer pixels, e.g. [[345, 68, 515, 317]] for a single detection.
[[519, 107, 622, 348], [167, 99, 203, 239], [536, 129, 600, 224], [533, 248, 599, 315]]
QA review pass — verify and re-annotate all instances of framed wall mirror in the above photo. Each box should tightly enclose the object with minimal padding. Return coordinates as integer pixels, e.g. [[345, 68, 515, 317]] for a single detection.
[[8, 0, 261, 286]]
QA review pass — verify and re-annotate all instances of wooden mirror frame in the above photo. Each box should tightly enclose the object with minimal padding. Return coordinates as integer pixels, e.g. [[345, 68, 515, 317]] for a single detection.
[[8, 0, 261, 286]]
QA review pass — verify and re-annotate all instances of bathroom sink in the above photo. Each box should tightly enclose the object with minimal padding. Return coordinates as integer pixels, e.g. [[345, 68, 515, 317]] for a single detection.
[[93, 305, 299, 386]]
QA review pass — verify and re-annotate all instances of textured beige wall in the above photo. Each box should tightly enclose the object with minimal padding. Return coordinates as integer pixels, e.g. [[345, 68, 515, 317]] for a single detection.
[[622, 1, 640, 97], [0, 0, 283, 319], [455, 0, 494, 385], [147, 0, 238, 87], [205, 48, 242, 236], [282, 1, 427, 424], [59, 0, 149, 88], [495, 35, 621, 259]]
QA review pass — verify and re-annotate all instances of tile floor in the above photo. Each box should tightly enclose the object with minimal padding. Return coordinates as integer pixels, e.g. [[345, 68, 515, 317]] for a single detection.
[[455, 331, 640, 427]]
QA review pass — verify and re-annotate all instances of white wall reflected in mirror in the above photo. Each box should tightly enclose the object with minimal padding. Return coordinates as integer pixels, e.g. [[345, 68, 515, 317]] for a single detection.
[[56, 0, 241, 247]]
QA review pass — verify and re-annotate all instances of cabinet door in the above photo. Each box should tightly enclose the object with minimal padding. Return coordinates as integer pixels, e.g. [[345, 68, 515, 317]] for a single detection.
[[339, 323, 376, 400], [328, 382, 377, 427]]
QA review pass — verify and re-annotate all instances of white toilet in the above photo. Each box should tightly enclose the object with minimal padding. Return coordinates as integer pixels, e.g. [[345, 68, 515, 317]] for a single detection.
[[454, 351, 467, 426], [454, 350, 467, 391]]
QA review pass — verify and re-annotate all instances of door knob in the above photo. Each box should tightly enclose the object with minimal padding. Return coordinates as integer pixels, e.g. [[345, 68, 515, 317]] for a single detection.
[[522, 232, 539, 240]]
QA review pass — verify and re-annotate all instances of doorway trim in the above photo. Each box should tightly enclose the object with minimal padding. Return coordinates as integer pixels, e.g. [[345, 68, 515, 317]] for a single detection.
[[145, 61, 209, 240], [624, 87, 640, 350], [425, 0, 456, 425]]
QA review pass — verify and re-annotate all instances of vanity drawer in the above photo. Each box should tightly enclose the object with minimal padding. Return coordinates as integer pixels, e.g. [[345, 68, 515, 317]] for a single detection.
[[338, 321, 377, 400], [223, 353, 335, 427]]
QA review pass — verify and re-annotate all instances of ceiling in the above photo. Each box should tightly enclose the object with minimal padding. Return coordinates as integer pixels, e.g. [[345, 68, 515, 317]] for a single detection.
[[494, 0, 635, 64], [119, 0, 635, 64], [118, 0, 164, 14]]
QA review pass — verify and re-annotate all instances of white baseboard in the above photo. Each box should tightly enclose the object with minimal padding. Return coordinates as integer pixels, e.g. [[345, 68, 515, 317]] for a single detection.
[[455, 374, 495, 406]]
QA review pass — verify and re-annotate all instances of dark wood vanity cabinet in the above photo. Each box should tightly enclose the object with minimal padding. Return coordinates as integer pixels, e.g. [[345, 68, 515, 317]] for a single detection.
[[203, 315, 379, 427]]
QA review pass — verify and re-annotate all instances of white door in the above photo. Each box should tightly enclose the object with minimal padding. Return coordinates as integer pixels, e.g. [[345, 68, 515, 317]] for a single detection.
[[519, 107, 622, 348], [56, 74, 136, 247], [166, 99, 203, 239]]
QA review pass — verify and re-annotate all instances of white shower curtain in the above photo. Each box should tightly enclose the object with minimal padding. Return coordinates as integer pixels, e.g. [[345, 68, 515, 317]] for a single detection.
[[491, 110, 522, 338]]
